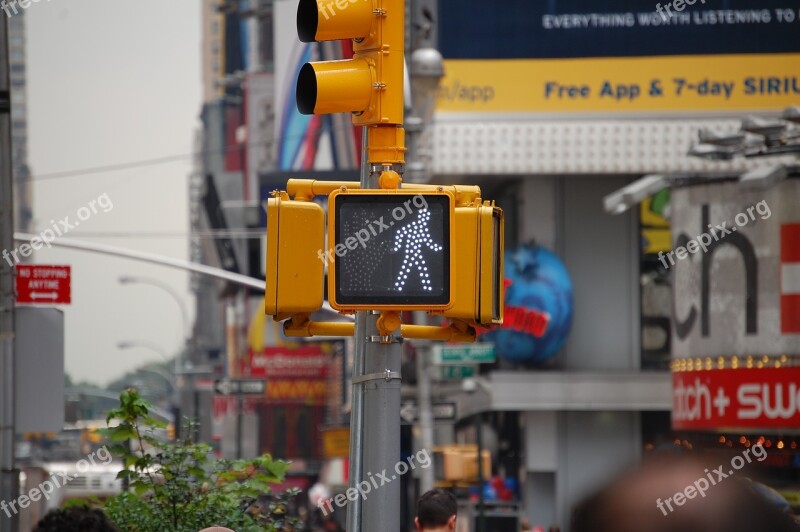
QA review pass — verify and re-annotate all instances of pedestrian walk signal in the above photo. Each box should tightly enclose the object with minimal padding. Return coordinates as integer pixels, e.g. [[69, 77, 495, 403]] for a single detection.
[[326, 190, 454, 311]]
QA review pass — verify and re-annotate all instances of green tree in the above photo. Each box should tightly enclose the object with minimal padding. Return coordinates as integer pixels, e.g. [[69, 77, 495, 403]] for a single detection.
[[98, 388, 299, 532]]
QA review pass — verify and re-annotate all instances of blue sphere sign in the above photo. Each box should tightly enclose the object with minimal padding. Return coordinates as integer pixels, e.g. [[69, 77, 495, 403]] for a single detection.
[[483, 245, 574, 364]]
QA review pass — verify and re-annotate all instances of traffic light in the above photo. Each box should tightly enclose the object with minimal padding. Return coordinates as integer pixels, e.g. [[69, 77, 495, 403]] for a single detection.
[[434, 445, 491, 482], [264, 191, 325, 317], [438, 202, 505, 326], [296, 0, 404, 126], [326, 189, 455, 311]]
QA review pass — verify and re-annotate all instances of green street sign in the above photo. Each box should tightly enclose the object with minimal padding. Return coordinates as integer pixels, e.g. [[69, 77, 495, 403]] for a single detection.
[[438, 365, 476, 380], [434, 344, 496, 365]]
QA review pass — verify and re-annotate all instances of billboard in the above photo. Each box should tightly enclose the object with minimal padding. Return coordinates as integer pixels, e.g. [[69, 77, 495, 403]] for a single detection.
[[247, 345, 329, 379], [436, 0, 800, 113], [670, 179, 800, 358], [673, 367, 800, 430]]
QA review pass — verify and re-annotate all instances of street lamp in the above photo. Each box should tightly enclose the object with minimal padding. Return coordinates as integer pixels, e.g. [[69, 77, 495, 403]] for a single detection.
[[117, 340, 171, 362], [118, 275, 192, 374], [462, 377, 491, 532], [408, 46, 446, 496], [406, 47, 445, 183], [118, 340, 180, 439], [117, 340, 182, 390], [137, 367, 176, 392]]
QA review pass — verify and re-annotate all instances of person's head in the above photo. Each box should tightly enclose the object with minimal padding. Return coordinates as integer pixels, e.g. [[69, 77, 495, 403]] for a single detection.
[[33, 505, 117, 532], [571, 453, 800, 532], [416, 489, 457, 531]]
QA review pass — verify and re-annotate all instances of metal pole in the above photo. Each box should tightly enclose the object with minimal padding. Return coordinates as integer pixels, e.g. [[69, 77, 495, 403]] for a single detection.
[[476, 412, 485, 532], [361, 311, 401, 532], [346, 129, 369, 532], [0, 14, 18, 532], [193, 387, 200, 443], [414, 316, 435, 493], [407, 0, 442, 498], [236, 392, 243, 459], [346, 127, 403, 532], [345, 312, 366, 531], [14, 233, 279, 293]]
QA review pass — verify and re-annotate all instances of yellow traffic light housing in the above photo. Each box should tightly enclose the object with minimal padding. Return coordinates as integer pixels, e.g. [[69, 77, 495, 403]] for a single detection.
[[438, 202, 505, 327], [264, 191, 325, 318], [327, 189, 455, 312], [296, 0, 405, 126]]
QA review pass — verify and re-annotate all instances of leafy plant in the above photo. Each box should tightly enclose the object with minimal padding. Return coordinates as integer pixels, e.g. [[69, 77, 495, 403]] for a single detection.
[[98, 388, 299, 532]]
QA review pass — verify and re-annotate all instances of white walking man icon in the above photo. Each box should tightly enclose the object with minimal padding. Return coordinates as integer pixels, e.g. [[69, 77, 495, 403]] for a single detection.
[[391, 209, 443, 292]]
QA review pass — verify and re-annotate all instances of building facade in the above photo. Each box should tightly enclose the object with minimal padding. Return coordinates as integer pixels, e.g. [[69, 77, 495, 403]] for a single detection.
[[428, 0, 800, 529]]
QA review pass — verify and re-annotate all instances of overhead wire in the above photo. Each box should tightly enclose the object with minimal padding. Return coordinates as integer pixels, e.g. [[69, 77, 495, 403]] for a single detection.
[[30, 121, 362, 182]]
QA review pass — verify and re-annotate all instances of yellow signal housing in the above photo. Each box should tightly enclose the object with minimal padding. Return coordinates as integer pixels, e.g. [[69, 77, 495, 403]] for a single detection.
[[297, 59, 373, 116], [264, 191, 325, 317], [351, 0, 404, 126], [296, 0, 405, 126], [438, 202, 505, 326]]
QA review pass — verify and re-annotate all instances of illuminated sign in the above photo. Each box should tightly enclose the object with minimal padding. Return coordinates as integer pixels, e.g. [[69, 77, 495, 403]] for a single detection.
[[328, 191, 454, 310], [673, 366, 800, 430]]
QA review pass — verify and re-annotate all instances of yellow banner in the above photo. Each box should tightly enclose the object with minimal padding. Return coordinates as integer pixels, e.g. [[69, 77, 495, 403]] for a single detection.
[[322, 427, 350, 459], [436, 54, 800, 113], [267, 380, 327, 402]]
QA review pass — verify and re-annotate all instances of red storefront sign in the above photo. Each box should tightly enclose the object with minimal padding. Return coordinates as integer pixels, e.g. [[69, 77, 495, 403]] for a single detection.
[[673, 367, 800, 431], [781, 223, 800, 333], [15, 265, 71, 305], [245, 346, 328, 379], [241, 346, 329, 404]]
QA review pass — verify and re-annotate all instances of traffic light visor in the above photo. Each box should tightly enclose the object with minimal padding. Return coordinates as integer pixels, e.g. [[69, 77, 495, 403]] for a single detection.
[[297, 59, 373, 116], [297, 0, 375, 43]]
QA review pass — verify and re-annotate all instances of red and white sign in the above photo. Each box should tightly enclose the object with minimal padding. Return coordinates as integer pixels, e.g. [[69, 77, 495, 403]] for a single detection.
[[15, 265, 71, 305], [781, 224, 800, 333], [673, 367, 800, 431], [245, 345, 329, 379]]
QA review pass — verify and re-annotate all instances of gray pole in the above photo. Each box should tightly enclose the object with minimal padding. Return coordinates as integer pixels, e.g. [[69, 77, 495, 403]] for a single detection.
[[408, 0, 442, 496], [0, 14, 18, 532], [413, 316, 435, 494], [344, 311, 366, 531], [360, 311, 401, 531], [345, 130, 369, 532], [236, 392, 243, 459], [476, 412, 485, 532], [345, 128, 403, 532]]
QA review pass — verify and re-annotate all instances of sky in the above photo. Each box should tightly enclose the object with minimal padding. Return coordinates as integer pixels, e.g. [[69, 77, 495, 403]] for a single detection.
[[26, 1, 201, 385]]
